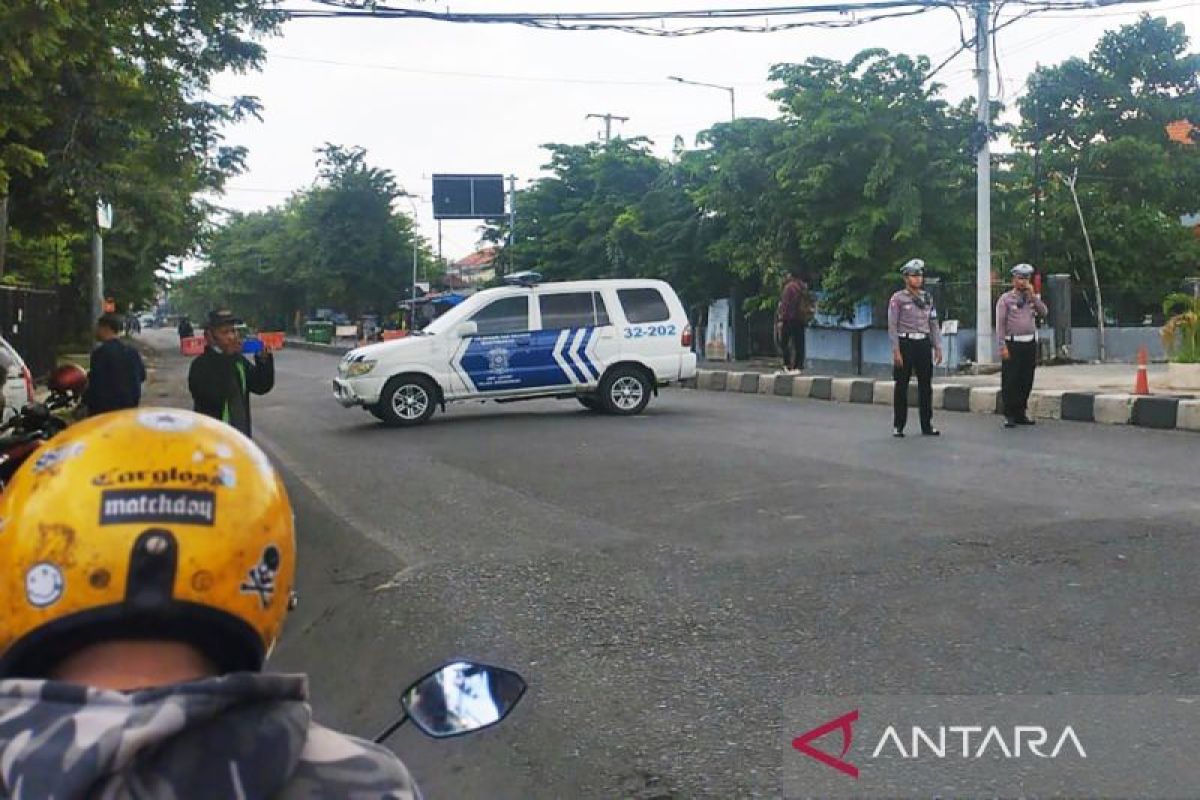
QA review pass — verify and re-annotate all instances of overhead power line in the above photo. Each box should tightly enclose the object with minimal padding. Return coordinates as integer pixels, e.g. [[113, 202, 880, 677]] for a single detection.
[[287, 0, 1186, 37], [288, 1, 956, 35]]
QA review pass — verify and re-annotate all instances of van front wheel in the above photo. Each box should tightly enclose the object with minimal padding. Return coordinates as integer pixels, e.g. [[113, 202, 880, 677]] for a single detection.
[[600, 366, 651, 416], [377, 376, 437, 426]]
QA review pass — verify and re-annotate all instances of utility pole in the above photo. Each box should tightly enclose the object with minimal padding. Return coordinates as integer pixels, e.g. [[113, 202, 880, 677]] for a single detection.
[[93, 200, 113, 323], [974, 0, 994, 365], [506, 174, 517, 278], [586, 113, 629, 143], [1031, 67, 1043, 270], [399, 190, 420, 309]]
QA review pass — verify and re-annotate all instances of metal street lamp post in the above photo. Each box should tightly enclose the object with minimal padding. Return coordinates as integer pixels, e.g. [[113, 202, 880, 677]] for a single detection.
[[667, 75, 736, 121]]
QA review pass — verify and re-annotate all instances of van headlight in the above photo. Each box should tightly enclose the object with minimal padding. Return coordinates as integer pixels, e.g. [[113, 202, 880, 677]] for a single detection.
[[346, 360, 377, 378]]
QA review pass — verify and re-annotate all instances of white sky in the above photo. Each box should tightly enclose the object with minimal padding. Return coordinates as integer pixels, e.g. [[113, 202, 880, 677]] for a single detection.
[[205, 0, 1198, 265]]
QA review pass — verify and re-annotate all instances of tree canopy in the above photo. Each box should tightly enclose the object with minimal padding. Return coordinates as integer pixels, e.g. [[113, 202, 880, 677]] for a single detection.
[[0, 0, 279, 331], [173, 145, 434, 328]]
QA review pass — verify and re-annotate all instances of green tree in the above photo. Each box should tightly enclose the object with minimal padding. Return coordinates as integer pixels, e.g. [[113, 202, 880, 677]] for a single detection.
[[0, 0, 280, 328], [1017, 15, 1200, 321], [176, 145, 432, 328], [766, 49, 978, 317]]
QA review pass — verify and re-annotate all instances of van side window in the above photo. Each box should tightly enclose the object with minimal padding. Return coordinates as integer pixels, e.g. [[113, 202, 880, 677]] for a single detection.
[[470, 296, 529, 335], [539, 292, 610, 329], [617, 288, 670, 324]]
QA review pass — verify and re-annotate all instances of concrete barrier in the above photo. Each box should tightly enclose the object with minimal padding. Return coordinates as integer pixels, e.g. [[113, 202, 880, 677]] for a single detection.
[[809, 377, 833, 400], [969, 386, 1002, 414], [707, 371, 728, 391], [1030, 390, 1065, 420], [1131, 397, 1179, 430], [758, 374, 776, 395], [772, 375, 797, 397], [1061, 392, 1096, 422], [1093, 394, 1133, 425], [1176, 400, 1200, 432]]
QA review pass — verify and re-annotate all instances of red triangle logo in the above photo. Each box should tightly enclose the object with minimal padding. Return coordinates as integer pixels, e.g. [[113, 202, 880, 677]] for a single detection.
[[792, 709, 859, 779]]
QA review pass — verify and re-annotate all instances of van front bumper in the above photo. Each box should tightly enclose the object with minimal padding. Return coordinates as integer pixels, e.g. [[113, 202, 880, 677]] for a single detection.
[[332, 376, 385, 408]]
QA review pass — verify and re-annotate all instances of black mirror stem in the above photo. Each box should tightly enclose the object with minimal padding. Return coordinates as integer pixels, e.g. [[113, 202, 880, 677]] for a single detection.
[[373, 712, 409, 744]]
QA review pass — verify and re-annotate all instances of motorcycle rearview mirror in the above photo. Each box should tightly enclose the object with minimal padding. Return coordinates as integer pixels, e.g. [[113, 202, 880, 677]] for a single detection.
[[373, 661, 526, 744]]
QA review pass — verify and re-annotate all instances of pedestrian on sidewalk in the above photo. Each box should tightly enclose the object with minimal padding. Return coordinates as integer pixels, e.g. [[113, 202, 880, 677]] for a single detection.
[[996, 263, 1048, 428], [188, 309, 274, 438], [177, 317, 194, 339], [775, 267, 812, 373], [82, 314, 144, 416], [888, 259, 943, 438]]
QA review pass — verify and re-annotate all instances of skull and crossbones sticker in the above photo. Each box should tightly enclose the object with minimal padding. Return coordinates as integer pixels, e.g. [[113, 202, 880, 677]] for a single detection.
[[241, 545, 281, 607]]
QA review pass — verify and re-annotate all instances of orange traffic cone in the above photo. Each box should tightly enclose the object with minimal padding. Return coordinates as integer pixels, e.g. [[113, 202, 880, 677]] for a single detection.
[[1133, 346, 1150, 395]]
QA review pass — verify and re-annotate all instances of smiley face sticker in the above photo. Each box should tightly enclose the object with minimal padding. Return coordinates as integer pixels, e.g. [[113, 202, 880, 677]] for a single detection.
[[26, 563, 65, 608]]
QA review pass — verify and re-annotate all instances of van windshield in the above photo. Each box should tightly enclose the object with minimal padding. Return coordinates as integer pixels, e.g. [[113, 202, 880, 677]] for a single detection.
[[422, 303, 471, 335]]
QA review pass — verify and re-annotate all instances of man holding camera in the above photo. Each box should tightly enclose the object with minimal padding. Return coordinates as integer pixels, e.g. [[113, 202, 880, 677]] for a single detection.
[[188, 309, 274, 438]]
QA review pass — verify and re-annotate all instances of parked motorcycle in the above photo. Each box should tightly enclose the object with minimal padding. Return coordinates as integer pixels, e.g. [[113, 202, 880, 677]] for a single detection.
[[374, 660, 526, 743], [0, 364, 87, 491]]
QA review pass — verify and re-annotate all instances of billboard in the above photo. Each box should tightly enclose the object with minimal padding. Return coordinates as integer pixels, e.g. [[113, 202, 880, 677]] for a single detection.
[[432, 174, 506, 220]]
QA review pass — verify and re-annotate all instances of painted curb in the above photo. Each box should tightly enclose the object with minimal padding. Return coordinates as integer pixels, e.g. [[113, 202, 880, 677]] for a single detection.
[[1177, 400, 1200, 431], [1131, 396, 1178, 430], [969, 386, 1003, 415], [1061, 392, 1096, 422], [809, 377, 833, 400], [1030, 390, 1066, 420], [1093, 394, 1134, 425], [683, 369, 1197, 433]]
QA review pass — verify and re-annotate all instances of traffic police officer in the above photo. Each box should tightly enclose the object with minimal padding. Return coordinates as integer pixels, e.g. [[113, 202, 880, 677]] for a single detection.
[[996, 263, 1048, 428], [888, 259, 942, 437]]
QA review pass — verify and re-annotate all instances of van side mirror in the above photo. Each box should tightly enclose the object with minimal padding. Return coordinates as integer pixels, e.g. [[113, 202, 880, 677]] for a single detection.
[[457, 321, 478, 338]]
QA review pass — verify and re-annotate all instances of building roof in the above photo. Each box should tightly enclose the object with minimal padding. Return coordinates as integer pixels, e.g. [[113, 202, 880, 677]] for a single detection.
[[453, 247, 499, 269]]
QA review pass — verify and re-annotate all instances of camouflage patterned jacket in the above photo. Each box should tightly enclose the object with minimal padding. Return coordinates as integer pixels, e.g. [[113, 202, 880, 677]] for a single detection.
[[0, 673, 420, 799]]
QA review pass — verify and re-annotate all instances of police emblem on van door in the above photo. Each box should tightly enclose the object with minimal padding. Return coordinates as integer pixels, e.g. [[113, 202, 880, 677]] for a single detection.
[[488, 347, 510, 373]]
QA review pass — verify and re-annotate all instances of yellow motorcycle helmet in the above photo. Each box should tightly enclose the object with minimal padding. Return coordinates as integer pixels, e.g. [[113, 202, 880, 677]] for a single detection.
[[0, 408, 296, 678]]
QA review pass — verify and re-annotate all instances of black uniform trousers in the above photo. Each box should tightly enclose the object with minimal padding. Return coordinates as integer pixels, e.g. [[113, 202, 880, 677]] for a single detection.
[[1001, 339, 1038, 421], [778, 320, 806, 370], [893, 337, 934, 431]]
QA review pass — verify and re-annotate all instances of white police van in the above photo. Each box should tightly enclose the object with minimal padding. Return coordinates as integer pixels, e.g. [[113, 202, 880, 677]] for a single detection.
[[333, 274, 697, 426]]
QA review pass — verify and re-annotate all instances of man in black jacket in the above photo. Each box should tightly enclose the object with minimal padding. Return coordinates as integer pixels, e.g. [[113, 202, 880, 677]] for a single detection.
[[188, 309, 274, 437], [83, 314, 144, 416]]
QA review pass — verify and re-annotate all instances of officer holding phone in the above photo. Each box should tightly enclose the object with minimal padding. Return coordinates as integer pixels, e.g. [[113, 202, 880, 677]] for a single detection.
[[188, 309, 274, 437], [996, 264, 1048, 428]]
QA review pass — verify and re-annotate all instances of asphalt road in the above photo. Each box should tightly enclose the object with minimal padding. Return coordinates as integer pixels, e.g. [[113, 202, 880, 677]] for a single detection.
[[140, 329, 1199, 798]]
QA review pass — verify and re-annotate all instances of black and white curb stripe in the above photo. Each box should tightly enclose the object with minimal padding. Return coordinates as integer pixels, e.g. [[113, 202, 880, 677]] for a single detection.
[[687, 370, 1200, 433]]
